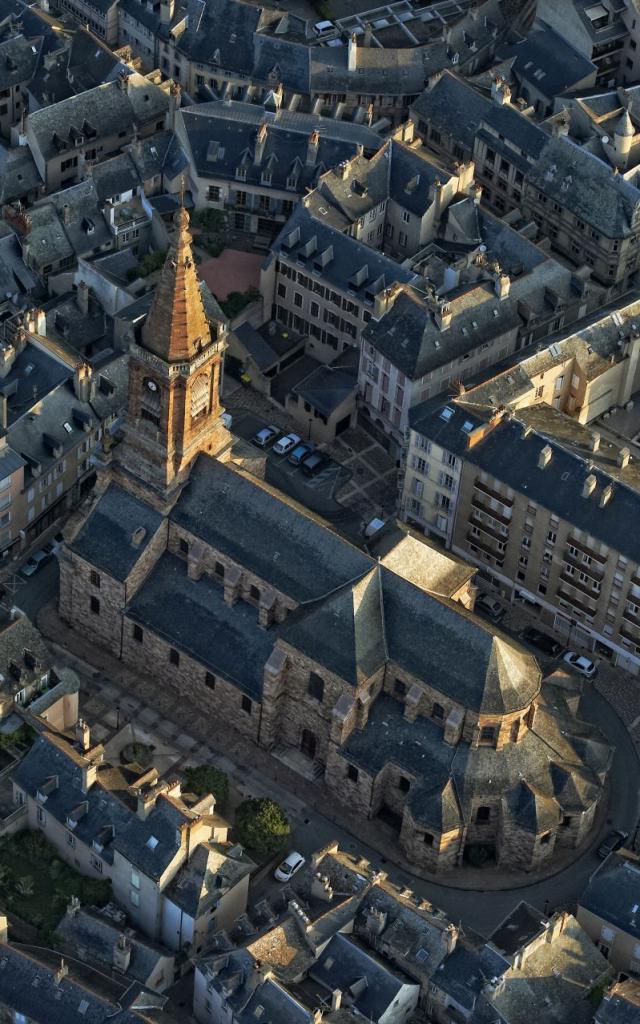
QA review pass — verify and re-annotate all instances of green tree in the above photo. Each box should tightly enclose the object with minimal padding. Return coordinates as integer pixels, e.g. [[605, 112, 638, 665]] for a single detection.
[[16, 875, 34, 896], [234, 798, 290, 857], [184, 765, 229, 810]]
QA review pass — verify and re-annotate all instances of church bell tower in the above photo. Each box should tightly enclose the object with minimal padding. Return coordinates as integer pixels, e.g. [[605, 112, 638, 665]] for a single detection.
[[113, 207, 231, 504]]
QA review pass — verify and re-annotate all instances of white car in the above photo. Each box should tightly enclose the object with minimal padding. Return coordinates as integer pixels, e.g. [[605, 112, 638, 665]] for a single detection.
[[313, 19, 334, 35], [274, 851, 305, 882], [563, 651, 598, 678], [272, 433, 301, 456]]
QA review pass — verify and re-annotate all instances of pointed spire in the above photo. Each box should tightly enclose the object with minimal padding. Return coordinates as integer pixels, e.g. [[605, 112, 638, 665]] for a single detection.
[[141, 206, 211, 363], [616, 108, 635, 139]]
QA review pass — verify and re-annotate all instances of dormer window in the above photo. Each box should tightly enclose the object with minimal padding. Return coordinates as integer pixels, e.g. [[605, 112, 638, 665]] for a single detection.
[[261, 171, 272, 185], [236, 166, 247, 181]]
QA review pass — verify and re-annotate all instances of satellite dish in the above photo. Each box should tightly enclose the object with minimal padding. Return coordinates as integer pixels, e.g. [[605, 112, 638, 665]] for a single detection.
[[479, 244, 487, 252]]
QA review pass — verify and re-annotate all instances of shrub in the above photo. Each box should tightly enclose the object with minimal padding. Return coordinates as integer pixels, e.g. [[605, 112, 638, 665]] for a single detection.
[[234, 798, 290, 857], [221, 287, 260, 320], [16, 876, 34, 897], [184, 765, 229, 810]]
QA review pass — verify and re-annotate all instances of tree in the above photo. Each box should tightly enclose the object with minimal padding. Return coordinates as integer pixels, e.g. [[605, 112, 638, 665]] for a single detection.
[[184, 765, 229, 810], [16, 876, 34, 897], [234, 798, 290, 857]]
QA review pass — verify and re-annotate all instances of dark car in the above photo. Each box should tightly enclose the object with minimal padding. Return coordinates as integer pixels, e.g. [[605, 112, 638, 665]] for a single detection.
[[301, 452, 329, 477], [597, 829, 629, 860], [476, 592, 506, 623], [520, 627, 564, 657]]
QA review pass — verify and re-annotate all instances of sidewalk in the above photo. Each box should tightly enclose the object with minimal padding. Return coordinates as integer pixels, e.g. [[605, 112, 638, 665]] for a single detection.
[[37, 601, 614, 894]]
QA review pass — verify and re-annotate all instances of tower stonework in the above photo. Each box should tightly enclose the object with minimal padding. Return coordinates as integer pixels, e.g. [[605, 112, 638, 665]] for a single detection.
[[112, 207, 231, 507]]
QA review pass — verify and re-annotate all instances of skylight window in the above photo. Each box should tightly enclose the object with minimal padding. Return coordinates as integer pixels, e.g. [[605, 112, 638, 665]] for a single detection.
[[146, 835, 159, 849], [462, 421, 474, 433], [440, 407, 454, 421], [63, 422, 73, 434]]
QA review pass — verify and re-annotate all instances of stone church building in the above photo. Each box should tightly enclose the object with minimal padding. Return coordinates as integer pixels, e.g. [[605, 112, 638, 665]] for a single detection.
[[59, 209, 612, 876]]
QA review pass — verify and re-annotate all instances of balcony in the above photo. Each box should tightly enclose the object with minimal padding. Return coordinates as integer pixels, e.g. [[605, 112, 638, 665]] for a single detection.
[[469, 512, 508, 545], [466, 531, 505, 566], [566, 536, 607, 565], [562, 552, 605, 583], [622, 606, 640, 629], [559, 571, 602, 601], [471, 495, 512, 528], [473, 478, 513, 508], [557, 586, 597, 618]]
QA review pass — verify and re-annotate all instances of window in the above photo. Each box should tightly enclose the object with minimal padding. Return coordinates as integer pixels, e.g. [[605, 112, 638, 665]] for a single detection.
[[205, 672, 216, 690], [90, 596, 100, 615], [179, 538, 189, 554], [432, 702, 444, 722], [169, 648, 180, 666], [130, 890, 140, 907], [347, 764, 359, 782], [37, 807, 46, 826], [132, 624, 143, 643], [90, 570, 100, 588], [398, 776, 410, 793], [191, 374, 209, 421], [394, 679, 407, 697], [250, 585, 260, 602], [476, 806, 490, 822], [479, 726, 496, 745], [241, 695, 252, 714], [91, 854, 102, 873], [308, 672, 324, 702], [423, 832, 434, 846], [402, 210, 410, 223], [131, 870, 140, 889]]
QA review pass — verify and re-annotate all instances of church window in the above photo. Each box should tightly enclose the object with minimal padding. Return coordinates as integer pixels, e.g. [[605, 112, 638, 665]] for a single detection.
[[308, 672, 324, 702], [191, 374, 209, 421]]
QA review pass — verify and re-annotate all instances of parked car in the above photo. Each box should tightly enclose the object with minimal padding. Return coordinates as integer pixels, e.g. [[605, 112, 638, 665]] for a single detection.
[[563, 651, 598, 679], [288, 441, 315, 466], [274, 851, 306, 882], [301, 452, 329, 477], [272, 433, 301, 456], [597, 829, 629, 859], [21, 549, 51, 578], [252, 424, 279, 449], [520, 627, 564, 657], [476, 592, 506, 623], [313, 18, 335, 34]]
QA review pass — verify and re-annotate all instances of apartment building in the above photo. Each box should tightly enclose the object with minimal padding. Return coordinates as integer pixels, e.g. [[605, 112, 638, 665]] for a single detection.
[[411, 70, 640, 293], [404, 392, 640, 673], [578, 849, 640, 975], [12, 726, 253, 951], [176, 100, 381, 243], [536, 0, 639, 87]]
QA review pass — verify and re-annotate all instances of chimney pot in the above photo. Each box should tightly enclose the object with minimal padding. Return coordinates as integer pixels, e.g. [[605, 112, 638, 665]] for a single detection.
[[538, 445, 552, 469], [618, 446, 631, 468], [582, 473, 597, 498]]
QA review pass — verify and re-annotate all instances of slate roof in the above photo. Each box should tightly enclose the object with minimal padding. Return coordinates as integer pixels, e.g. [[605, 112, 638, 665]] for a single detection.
[[0, 943, 150, 1023], [271, 204, 417, 301], [0, 610, 50, 695], [69, 483, 164, 582], [27, 72, 170, 162], [291, 346, 358, 417], [526, 135, 640, 237], [170, 455, 371, 603], [237, 980, 313, 1024], [309, 933, 411, 1020], [499, 25, 597, 98], [91, 152, 141, 203], [164, 841, 253, 917], [503, 781, 560, 834], [0, 144, 42, 204], [579, 853, 640, 941], [0, 32, 40, 90], [55, 907, 170, 987], [409, 397, 640, 566], [596, 980, 640, 1024], [490, 901, 547, 957], [126, 552, 275, 699], [234, 320, 303, 373], [433, 941, 509, 1011]]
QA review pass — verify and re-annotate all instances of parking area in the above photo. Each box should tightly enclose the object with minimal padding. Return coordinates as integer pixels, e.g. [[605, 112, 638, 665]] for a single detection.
[[228, 398, 397, 544]]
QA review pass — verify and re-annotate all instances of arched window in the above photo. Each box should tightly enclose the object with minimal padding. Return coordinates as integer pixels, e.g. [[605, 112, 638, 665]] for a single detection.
[[308, 672, 324, 702], [191, 374, 209, 421]]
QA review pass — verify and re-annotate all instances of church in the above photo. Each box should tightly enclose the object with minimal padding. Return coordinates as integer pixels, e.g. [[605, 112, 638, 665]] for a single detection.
[[58, 208, 611, 876]]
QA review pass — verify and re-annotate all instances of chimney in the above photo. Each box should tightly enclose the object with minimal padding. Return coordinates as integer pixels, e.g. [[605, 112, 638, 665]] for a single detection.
[[306, 130, 320, 167], [495, 270, 510, 300], [0, 913, 7, 944], [254, 122, 268, 165], [590, 431, 600, 453], [491, 75, 511, 106], [435, 300, 452, 332], [600, 483, 613, 508], [538, 445, 552, 469], [136, 786, 158, 820], [347, 32, 357, 72], [160, 0, 174, 23], [0, 394, 7, 432], [66, 896, 81, 918], [472, 182, 482, 205], [618, 446, 631, 468], [552, 113, 570, 138], [117, 70, 129, 91], [339, 160, 349, 180], [167, 81, 180, 130], [81, 761, 97, 794], [113, 934, 132, 973], [363, 21, 372, 46], [77, 280, 90, 315], [75, 718, 91, 753], [61, 203, 71, 226], [73, 362, 93, 402], [582, 474, 597, 498], [331, 990, 342, 1011], [54, 960, 69, 985]]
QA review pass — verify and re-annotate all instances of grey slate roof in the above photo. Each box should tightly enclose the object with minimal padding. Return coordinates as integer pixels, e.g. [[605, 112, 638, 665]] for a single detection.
[[409, 397, 640, 566], [490, 901, 547, 957], [433, 941, 510, 1011], [125, 552, 274, 699], [595, 981, 640, 1024], [27, 72, 170, 161], [0, 144, 42, 204], [69, 483, 164, 582], [499, 25, 597, 98], [0, 944, 149, 1023], [170, 455, 371, 603], [309, 933, 410, 1020], [579, 853, 640, 942], [0, 32, 40, 90], [55, 907, 170, 987], [237, 980, 313, 1024], [291, 346, 358, 417]]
